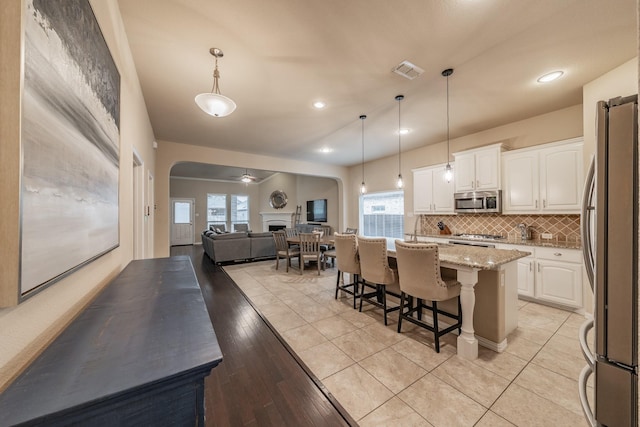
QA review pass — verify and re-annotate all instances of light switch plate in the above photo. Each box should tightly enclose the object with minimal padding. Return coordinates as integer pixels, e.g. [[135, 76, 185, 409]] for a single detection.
[[541, 233, 553, 239]]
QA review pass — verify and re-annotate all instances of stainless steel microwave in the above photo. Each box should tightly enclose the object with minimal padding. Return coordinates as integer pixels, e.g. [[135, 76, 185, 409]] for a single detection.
[[454, 190, 502, 213]]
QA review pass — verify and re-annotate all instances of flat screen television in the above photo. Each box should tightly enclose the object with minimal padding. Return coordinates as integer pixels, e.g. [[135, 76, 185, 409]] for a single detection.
[[306, 199, 327, 223]]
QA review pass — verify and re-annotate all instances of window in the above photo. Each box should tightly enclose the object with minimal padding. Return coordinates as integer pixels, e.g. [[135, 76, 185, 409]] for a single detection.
[[231, 194, 249, 230], [207, 194, 227, 228], [173, 201, 191, 224], [207, 193, 250, 230], [359, 190, 404, 239]]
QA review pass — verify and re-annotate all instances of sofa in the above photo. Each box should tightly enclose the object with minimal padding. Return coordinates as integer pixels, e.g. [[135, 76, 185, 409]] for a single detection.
[[201, 230, 276, 264]]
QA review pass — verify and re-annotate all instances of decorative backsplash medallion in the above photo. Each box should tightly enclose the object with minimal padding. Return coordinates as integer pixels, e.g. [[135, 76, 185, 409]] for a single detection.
[[418, 214, 581, 243]]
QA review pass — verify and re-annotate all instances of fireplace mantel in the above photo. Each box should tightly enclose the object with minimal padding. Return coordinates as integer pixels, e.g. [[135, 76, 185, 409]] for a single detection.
[[260, 212, 296, 231]]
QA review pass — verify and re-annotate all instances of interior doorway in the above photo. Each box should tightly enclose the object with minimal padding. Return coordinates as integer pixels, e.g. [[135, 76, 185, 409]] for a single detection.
[[147, 171, 154, 257], [133, 149, 145, 259]]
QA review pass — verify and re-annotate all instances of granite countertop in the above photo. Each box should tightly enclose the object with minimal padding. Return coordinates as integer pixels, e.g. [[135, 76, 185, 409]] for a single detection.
[[388, 239, 531, 270], [408, 233, 582, 250]]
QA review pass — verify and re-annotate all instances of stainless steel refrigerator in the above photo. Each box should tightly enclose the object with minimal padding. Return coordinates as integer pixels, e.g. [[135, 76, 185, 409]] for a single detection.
[[580, 95, 638, 426]]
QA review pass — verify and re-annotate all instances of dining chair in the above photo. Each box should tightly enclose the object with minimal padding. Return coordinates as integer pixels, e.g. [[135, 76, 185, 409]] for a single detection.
[[332, 233, 361, 309], [394, 240, 462, 353], [272, 230, 300, 272], [315, 225, 333, 255], [299, 232, 322, 275], [284, 228, 298, 238], [284, 227, 299, 250], [356, 236, 401, 325], [323, 248, 337, 269]]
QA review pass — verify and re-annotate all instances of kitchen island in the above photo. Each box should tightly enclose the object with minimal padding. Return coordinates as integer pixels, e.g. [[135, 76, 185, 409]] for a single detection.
[[388, 240, 530, 360]]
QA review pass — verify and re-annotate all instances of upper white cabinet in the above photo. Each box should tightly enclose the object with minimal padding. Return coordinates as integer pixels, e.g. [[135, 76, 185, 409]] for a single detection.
[[412, 163, 455, 214], [453, 144, 503, 192], [502, 137, 583, 214], [501, 151, 539, 211]]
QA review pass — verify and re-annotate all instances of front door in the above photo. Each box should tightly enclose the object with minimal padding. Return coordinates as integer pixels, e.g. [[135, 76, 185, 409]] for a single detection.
[[171, 198, 194, 246]]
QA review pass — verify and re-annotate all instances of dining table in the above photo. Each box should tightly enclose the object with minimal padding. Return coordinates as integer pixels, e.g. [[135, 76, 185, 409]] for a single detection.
[[285, 235, 335, 246]]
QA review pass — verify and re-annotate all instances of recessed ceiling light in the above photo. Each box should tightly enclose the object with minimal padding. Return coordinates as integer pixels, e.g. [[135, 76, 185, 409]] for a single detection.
[[319, 147, 333, 153], [398, 128, 410, 135], [313, 101, 326, 109], [537, 71, 564, 83]]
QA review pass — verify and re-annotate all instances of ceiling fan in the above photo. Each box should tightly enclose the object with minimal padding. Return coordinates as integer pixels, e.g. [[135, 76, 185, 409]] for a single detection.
[[232, 169, 257, 183]]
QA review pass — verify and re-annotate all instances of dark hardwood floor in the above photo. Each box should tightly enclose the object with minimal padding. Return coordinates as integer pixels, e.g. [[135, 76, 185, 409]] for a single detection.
[[170, 245, 354, 427]]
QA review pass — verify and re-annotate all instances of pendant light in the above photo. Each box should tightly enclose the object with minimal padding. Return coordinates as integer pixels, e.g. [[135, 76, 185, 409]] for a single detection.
[[395, 95, 404, 189], [195, 48, 237, 117], [360, 115, 367, 194], [442, 68, 454, 182]]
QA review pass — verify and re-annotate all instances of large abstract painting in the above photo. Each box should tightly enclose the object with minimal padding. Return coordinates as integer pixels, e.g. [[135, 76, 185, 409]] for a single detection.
[[20, 0, 120, 296]]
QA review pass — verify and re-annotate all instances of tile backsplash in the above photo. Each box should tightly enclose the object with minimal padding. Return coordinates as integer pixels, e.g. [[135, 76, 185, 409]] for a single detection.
[[418, 214, 581, 242]]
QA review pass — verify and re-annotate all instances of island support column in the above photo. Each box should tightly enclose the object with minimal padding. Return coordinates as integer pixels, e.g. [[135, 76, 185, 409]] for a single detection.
[[456, 268, 479, 360]]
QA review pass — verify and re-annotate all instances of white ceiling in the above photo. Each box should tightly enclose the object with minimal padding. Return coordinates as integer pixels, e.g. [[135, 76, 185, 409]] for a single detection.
[[119, 0, 637, 171]]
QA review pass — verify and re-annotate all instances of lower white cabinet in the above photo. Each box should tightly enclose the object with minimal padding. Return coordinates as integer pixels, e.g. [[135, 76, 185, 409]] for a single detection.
[[499, 244, 583, 309], [512, 245, 535, 298], [534, 247, 583, 308]]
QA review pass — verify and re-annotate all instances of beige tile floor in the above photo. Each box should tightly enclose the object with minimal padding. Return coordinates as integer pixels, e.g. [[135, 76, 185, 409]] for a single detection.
[[224, 260, 593, 427]]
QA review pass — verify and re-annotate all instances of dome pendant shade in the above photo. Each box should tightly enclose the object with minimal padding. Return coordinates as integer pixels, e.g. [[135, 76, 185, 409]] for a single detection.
[[196, 47, 236, 117], [195, 93, 236, 117]]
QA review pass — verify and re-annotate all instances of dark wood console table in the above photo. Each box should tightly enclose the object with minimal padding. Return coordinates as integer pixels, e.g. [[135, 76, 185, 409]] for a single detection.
[[0, 256, 223, 426]]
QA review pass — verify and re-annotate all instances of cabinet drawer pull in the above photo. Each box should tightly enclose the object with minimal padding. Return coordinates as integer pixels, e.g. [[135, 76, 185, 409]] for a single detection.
[[529, 262, 532, 272], [535, 200, 538, 208], [554, 252, 562, 256], [537, 264, 540, 272], [543, 199, 547, 208]]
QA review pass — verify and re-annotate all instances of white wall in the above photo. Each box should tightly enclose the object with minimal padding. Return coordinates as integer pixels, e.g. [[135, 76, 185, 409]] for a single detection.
[[259, 173, 300, 214], [0, 0, 156, 390]]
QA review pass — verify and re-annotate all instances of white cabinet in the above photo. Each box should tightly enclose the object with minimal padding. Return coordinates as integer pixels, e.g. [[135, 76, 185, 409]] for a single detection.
[[539, 142, 583, 211], [413, 168, 433, 213], [503, 243, 583, 309], [502, 138, 583, 214], [453, 153, 476, 192], [412, 164, 455, 214], [501, 151, 539, 211], [534, 247, 583, 308], [453, 144, 503, 192], [512, 245, 535, 298]]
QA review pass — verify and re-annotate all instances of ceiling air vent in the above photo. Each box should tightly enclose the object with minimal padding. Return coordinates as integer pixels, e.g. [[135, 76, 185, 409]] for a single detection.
[[392, 60, 424, 80]]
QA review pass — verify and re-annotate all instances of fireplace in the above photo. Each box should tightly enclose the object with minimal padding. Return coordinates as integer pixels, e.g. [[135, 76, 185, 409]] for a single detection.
[[260, 212, 295, 232], [269, 225, 286, 232]]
